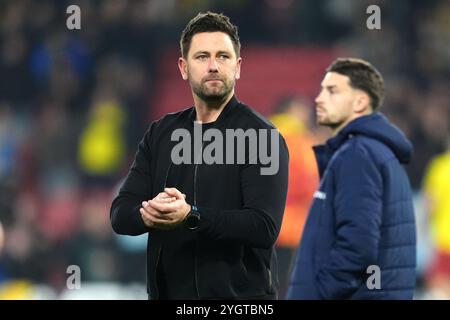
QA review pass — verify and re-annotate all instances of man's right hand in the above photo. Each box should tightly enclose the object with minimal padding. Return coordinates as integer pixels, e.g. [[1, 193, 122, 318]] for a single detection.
[[140, 192, 176, 228]]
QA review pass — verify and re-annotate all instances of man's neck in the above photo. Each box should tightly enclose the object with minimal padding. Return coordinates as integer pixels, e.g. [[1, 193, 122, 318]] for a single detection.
[[193, 92, 234, 123]]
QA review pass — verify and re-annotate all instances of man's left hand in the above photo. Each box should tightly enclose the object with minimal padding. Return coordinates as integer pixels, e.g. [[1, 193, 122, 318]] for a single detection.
[[146, 188, 191, 228]]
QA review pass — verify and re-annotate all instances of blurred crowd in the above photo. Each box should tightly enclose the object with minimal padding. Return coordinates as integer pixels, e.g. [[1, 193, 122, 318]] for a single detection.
[[0, 0, 449, 299]]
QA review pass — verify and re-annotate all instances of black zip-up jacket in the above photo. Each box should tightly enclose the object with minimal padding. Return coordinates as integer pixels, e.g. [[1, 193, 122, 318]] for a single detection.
[[110, 96, 289, 299]]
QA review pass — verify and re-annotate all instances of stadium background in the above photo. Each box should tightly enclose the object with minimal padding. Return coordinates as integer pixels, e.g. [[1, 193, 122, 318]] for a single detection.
[[0, 0, 449, 299]]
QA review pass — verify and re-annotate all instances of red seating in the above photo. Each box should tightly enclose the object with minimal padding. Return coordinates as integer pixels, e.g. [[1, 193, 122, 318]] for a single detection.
[[150, 46, 336, 120]]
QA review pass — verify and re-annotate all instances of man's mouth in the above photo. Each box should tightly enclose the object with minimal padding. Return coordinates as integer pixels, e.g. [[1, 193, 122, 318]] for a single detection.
[[204, 77, 223, 83], [316, 108, 325, 114]]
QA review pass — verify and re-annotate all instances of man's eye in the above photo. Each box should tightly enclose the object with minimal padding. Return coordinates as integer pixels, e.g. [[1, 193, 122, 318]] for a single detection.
[[197, 55, 207, 60], [219, 54, 229, 59]]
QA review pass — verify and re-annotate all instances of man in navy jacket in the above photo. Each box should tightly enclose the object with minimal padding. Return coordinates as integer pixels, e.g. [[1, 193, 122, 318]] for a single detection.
[[287, 58, 416, 299]]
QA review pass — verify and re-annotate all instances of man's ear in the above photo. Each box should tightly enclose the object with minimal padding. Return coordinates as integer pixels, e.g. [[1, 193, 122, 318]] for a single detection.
[[235, 57, 242, 80], [178, 57, 188, 80], [354, 92, 371, 114]]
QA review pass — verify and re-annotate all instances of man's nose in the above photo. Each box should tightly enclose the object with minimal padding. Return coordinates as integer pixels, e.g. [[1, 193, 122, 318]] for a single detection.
[[208, 58, 219, 72], [315, 95, 321, 105], [315, 91, 324, 104]]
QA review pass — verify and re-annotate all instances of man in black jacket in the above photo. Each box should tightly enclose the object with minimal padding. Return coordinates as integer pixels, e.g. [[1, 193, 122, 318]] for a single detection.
[[110, 12, 289, 300]]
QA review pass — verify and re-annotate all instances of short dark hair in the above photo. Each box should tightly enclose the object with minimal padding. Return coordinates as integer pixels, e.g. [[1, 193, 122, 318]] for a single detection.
[[180, 11, 241, 58], [326, 58, 385, 110]]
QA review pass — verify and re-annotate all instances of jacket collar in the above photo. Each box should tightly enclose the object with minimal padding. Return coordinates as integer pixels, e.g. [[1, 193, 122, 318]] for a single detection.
[[188, 95, 239, 125], [313, 114, 374, 178]]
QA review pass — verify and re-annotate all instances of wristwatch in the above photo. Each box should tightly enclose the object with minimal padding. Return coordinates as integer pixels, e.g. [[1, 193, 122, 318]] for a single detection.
[[185, 205, 200, 230]]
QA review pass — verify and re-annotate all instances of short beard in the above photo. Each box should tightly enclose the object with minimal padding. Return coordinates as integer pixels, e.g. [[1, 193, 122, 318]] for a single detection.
[[191, 78, 234, 108], [317, 114, 347, 134], [317, 118, 340, 130]]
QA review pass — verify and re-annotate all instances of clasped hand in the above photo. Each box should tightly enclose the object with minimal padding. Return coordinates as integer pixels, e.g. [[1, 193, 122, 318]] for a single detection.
[[140, 187, 191, 229]]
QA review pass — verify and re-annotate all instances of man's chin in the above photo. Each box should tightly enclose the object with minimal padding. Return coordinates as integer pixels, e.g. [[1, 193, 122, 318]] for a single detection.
[[316, 118, 327, 125], [199, 92, 227, 104], [317, 119, 334, 127], [200, 89, 230, 102]]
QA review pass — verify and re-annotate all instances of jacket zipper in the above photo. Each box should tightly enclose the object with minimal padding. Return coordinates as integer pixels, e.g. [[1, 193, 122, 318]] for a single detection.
[[154, 245, 162, 299], [192, 140, 204, 299], [194, 239, 200, 299], [193, 163, 199, 207], [268, 268, 272, 288]]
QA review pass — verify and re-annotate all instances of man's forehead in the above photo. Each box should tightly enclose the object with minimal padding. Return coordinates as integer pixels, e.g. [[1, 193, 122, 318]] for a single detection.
[[321, 72, 350, 87], [190, 32, 234, 51]]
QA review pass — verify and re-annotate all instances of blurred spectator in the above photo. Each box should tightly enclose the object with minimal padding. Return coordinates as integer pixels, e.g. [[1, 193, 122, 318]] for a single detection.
[[0, 220, 4, 283], [270, 96, 319, 298], [0, 103, 20, 179], [77, 94, 127, 185], [423, 135, 450, 299], [67, 188, 123, 283], [0, 221, 4, 255]]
